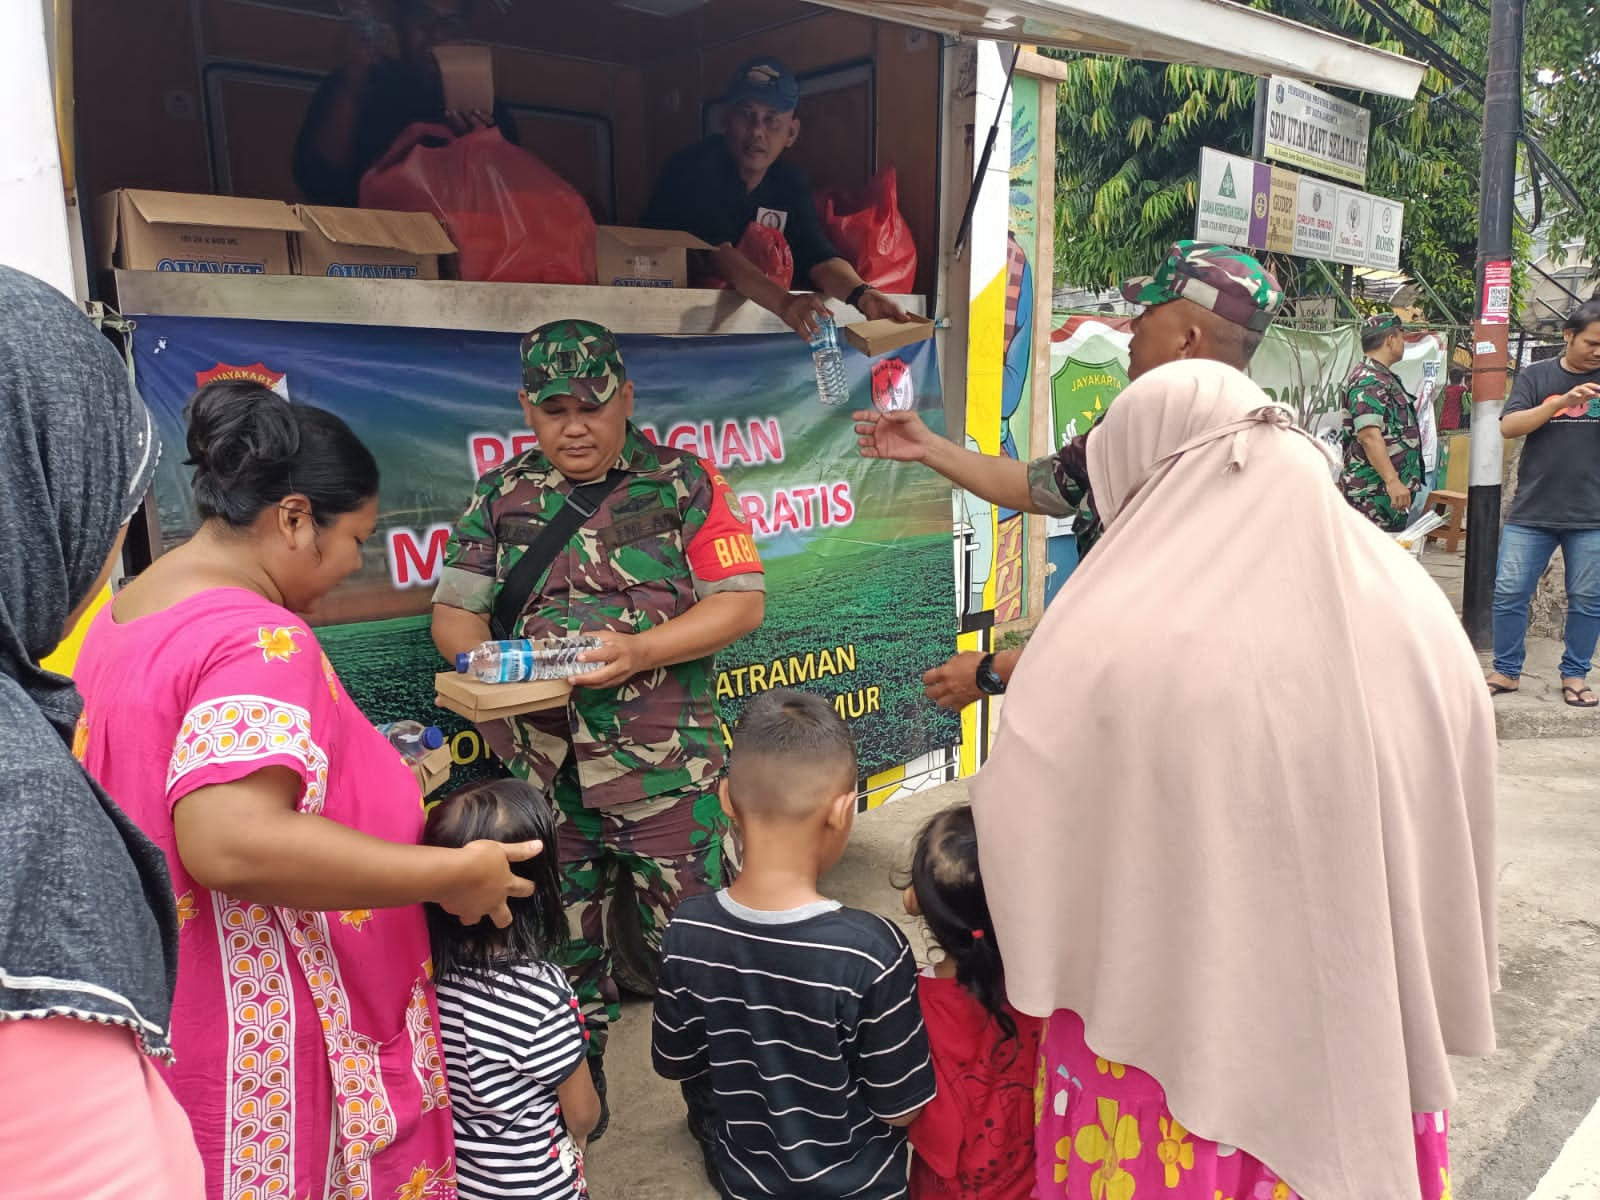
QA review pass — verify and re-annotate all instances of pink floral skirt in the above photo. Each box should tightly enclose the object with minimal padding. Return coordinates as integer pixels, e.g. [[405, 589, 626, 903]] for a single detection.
[[1035, 1010, 1453, 1200]]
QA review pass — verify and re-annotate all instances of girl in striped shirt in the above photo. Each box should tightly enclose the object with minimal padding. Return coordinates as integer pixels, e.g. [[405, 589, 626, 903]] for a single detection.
[[425, 780, 601, 1200]]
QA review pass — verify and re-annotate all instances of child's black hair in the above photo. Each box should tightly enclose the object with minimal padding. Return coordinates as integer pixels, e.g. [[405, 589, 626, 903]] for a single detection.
[[422, 778, 566, 988], [901, 804, 1018, 1044]]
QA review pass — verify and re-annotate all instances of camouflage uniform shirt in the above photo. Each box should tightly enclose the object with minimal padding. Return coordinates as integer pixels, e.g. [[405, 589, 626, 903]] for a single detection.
[[434, 424, 765, 808], [1024, 420, 1105, 557], [1338, 358, 1424, 533]]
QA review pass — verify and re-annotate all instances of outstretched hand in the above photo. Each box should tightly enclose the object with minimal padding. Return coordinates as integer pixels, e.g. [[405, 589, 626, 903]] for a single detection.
[[854, 408, 935, 463], [922, 652, 985, 712]]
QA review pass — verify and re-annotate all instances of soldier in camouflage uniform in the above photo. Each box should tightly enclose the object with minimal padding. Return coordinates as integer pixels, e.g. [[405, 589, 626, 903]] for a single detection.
[[855, 241, 1284, 707], [430, 319, 766, 1135], [1339, 313, 1424, 533]]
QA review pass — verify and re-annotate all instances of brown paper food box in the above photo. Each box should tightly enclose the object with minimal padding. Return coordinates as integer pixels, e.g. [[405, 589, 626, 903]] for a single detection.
[[97, 189, 305, 274], [841, 315, 937, 357], [596, 227, 713, 288], [434, 671, 572, 723], [411, 745, 455, 798], [293, 206, 457, 280], [433, 44, 495, 116]]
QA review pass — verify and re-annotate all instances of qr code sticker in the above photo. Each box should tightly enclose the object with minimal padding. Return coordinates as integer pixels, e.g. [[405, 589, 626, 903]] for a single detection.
[[1488, 285, 1510, 311]]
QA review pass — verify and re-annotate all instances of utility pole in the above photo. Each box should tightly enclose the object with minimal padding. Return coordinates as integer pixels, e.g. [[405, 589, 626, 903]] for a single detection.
[[1463, 0, 1524, 648]]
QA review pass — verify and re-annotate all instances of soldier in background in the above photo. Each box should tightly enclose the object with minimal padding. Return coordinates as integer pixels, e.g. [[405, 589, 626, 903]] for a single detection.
[[431, 319, 766, 1137], [1338, 313, 1423, 533]]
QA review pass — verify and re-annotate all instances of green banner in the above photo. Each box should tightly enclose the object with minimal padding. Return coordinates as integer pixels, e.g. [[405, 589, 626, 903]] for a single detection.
[[130, 316, 961, 787]]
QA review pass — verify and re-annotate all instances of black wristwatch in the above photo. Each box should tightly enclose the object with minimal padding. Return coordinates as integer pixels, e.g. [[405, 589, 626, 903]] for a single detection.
[[975, 652, 1007, 696], [847, 283, 874, 309]]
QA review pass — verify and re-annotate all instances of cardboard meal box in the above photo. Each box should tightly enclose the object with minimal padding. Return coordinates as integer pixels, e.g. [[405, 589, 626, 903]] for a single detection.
[[434, 671, 572, 723], [98, 189, 304, 274], [842, 314, 936, 357], [433, 43, 496, 116], [412, 745, 455, 798], [293, 206, 457, 280], [596, 227, 713, 288]]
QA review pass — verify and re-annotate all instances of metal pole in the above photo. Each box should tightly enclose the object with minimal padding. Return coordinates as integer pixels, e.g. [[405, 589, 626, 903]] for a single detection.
[[1463, 0, 1523, 648], [1251, 76, 1269, 159]]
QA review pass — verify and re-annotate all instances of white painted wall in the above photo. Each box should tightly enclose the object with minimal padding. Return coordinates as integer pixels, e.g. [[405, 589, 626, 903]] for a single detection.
[[0, 0, 77, 298]]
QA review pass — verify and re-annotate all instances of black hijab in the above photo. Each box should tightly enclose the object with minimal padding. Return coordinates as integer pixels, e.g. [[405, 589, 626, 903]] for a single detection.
[[0, 265, 177, 1055]]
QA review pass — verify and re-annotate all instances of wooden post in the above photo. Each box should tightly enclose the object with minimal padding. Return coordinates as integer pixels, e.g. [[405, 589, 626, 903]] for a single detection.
[[1025, 70, 1056, 624]]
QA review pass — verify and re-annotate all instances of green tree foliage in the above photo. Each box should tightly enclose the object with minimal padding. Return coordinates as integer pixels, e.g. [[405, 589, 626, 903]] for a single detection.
[[1051, 0, 1486, 317], [1527, 0, 1600, 274]]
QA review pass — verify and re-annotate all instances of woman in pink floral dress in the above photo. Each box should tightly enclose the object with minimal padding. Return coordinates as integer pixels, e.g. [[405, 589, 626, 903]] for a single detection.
[[76, 380, 541, 1200]]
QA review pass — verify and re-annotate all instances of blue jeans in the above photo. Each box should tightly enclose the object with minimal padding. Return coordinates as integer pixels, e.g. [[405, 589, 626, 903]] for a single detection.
[[1492, 525, 1600, 680]]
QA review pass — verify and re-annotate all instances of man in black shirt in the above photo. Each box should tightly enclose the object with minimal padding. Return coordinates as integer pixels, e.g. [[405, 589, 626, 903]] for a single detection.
[[1488, 298, 1600, 707], [642, 57, 912, 340], [293, 0, 521, 208]]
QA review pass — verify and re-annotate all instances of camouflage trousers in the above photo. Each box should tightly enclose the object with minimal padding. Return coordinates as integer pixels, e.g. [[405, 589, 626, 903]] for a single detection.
[[549, 765, 732, 1059]]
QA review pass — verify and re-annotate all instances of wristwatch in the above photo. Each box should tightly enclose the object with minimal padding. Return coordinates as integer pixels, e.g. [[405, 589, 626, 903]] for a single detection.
[[847, 283, 874, 309], [975, 652, 1007, 696]]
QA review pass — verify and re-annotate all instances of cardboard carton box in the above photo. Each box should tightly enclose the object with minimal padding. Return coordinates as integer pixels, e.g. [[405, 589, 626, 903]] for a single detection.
[[434, 672, 572, 723], [596, 227, 712, 288], [842, 315, 936, 357], [412, 745, 455, 799], [293, 206, 457, 280], [98, 189, 304, 274]]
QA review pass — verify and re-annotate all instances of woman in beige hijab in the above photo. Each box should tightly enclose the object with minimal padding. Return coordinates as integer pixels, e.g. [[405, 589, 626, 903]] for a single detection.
[[972, 360, 1497, 1200]]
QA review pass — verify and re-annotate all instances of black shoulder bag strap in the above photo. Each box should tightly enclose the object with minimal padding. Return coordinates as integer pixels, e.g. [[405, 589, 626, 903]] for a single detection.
[[489, 467, 629, 640]]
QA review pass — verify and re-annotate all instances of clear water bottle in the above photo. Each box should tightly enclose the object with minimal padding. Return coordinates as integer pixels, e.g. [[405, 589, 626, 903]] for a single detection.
[[808, 315, 851, 407], [455, 635, 605, 684], [377, 720, 445, 764]]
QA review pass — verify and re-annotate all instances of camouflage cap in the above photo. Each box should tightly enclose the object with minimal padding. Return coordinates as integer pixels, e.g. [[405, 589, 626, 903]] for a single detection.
[[521, 319, 627, 406], [1121, 241, 1284, 333], [1365, 312, 1403, 337]]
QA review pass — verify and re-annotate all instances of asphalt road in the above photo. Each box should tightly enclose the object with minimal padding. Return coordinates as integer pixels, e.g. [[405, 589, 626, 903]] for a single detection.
[[583, 738, 1600, 1200]]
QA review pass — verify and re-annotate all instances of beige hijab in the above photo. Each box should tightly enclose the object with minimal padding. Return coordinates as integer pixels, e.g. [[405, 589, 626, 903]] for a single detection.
[[972, 359, 1497, 1200]]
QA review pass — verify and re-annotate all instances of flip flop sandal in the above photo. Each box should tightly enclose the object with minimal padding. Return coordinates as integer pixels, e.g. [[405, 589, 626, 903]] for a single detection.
[[1487, 681, 1520, 696], [1562, 685, 1599, 708]]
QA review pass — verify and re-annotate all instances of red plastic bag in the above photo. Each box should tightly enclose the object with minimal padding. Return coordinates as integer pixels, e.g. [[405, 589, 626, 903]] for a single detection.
[[360, 123, 596, 285], [695, 222, 794, 291], [818, 167, 917, 295]]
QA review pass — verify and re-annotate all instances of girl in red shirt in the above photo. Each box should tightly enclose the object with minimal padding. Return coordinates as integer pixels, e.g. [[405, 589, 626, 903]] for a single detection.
[[902, 805, 1042, 1199]]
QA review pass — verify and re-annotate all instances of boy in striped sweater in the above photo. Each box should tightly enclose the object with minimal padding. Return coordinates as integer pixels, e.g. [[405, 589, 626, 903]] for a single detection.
[[652, 689, 936, 1199]]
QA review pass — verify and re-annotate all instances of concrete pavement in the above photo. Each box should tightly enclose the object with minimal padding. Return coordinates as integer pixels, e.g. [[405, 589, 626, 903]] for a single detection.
[[1419, 544, 1600, 741], [583, 738, 1600, 1199]]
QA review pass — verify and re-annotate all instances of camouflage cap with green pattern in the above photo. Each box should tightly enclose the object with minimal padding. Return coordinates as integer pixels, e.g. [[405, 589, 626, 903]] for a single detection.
[[521, 318, 627, 405], [1364, 312, 1402, 337], [1121, 241, 1284, 333]]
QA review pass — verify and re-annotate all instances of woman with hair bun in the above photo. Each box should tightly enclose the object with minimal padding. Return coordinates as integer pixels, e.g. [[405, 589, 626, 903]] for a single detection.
[[75, 379, 543, 1199]]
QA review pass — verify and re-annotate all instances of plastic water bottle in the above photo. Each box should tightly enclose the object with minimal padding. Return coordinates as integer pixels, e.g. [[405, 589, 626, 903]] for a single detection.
[[377, 720, 445, 764], [455, 635, 605, 684], [808, 315, 851, 407]]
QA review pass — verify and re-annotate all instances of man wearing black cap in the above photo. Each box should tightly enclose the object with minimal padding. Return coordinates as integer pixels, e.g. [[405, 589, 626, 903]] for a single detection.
[[642, 56, 911, 340], [1339, 314, 1423, 532]]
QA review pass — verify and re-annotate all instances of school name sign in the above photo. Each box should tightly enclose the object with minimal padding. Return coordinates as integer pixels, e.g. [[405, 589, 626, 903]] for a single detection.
[[1262, 75, 1371, 187]]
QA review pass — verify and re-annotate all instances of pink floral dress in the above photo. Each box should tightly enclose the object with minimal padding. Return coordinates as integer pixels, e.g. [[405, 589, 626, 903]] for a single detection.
[[1036, 1010, 1453, 1200], [76, 588, 457, 1200]]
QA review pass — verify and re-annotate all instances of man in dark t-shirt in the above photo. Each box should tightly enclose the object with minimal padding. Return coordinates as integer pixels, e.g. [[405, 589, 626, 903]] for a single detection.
[[293, 0, 521, 208], [1487, 298, 1600, 707], [642, 57, 912, 340]]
